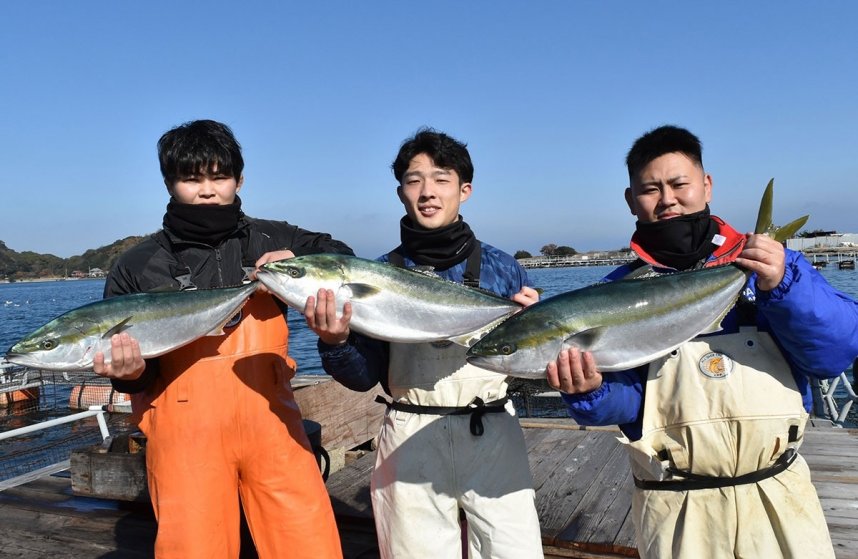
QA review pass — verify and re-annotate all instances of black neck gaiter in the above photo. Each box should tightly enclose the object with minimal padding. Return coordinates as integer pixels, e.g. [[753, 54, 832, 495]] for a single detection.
[[399, 215, 477, 269], [163, 196, 243, 245], [634, 206, 719, 270]]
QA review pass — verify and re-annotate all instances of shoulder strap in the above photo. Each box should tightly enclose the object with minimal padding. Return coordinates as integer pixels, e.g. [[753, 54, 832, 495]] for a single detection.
[[239, 230, 255, 268], [152, 231, 195, 290], [387, 245, 482, 288], [387, 249, 405, 268], [462, 243, 482, 288]]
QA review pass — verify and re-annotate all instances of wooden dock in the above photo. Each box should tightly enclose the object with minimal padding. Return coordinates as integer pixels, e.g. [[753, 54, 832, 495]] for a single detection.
[[1, 378, 857, 558], [327, 419, 858, 559]]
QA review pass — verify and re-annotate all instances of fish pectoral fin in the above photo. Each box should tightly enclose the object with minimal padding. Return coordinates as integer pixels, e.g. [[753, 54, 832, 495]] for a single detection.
[[343, 283, 382, 299], [562, 327, 605, 351], [102, 317, 133, 339]]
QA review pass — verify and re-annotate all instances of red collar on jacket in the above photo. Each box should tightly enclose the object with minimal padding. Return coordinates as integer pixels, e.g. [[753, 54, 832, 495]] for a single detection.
[[629, 216, 747, 269]]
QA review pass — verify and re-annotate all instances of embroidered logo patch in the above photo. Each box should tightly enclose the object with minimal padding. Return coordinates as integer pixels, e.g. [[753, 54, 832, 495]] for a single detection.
[[698, 352, 733, 379]]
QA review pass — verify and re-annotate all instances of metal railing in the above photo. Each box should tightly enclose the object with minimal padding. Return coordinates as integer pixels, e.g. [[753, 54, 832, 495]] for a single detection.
[[0, 405, 112, 490], [0, 405, 111, 443], [814, 371, 858, 427]]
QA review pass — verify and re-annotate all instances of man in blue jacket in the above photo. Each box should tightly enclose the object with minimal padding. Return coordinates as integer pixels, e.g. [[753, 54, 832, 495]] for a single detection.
[[303, 129, 545, 558], [547, 125, 858, 558]]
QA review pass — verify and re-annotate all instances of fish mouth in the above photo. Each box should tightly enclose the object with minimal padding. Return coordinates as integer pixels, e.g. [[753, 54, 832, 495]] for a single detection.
[[4, 352, 33, 367], [465, 354, 505, 374]]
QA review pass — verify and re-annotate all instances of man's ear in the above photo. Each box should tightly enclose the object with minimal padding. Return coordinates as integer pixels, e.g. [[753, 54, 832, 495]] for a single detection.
[[165, 179, 175, 198], [624, 187, 635, 215], [396, 185, 405, 204], [459, 182, 473, 203], [236, 174, 244, 193]]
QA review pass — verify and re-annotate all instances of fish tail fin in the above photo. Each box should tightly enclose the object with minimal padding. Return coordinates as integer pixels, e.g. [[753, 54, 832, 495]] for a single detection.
[[753, 178, 809, 243]]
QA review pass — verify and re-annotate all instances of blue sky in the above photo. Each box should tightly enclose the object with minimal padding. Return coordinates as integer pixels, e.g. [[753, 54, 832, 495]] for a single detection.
[[2, 1, 856, 259]]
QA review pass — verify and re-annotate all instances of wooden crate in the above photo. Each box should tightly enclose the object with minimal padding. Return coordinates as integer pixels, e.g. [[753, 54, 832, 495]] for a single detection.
[[70, 433, 149, 502]]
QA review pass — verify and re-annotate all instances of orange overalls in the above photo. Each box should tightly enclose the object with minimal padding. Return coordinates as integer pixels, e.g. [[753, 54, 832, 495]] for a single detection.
[[131, 293, 342, 559]]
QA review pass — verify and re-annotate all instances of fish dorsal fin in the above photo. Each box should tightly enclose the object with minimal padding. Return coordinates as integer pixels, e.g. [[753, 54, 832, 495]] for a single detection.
[[103, 317, 133, 339], [620, 264, 657, 281], [407, 266, 439, 278], [147, 284, 181, 293], [343, 283, 382, 299], [562, 326, 605, 351]]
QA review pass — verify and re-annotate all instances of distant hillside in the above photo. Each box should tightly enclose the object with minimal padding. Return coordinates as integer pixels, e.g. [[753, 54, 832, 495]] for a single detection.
[[0, 237, 147, 280]]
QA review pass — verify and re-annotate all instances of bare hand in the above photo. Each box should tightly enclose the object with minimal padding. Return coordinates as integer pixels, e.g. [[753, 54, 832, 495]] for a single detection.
[[734, 233, 785, 291], [512, 286, 540, 307], [93, 333, 145, 380], [251, 250, 296, 293], [546, 348, 602, 394], [304, 288, 352, 345]]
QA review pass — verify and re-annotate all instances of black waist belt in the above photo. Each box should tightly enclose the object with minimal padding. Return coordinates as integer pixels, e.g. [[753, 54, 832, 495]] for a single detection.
[[375, 395, 509, 436], [634, 447, 798, 491]]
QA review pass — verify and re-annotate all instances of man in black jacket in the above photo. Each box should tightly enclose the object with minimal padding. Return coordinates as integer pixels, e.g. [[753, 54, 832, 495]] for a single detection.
[[96, 120, 349, 559]]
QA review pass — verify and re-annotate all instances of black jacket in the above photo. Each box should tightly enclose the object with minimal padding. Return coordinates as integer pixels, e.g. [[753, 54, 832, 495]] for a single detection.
[[106, 215, 353, 393]]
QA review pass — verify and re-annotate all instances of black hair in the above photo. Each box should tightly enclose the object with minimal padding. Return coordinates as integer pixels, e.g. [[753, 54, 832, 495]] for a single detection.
[[626, 125, 703, 180], [392, 128, 474, 184], [157, 119, 244, 186]]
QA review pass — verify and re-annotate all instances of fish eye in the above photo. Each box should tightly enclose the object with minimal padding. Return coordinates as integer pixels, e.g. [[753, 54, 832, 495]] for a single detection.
[[286, 267, 304, 278], [41, 339, 57, 350], [500, 343, 516, 355]]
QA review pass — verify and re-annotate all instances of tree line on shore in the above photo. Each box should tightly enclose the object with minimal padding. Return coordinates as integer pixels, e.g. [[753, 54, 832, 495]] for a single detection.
[[514, 229, 839, 260], [515, 244, 633, 260], [1, 227, 837, 280], [0, 237, 146, 281]]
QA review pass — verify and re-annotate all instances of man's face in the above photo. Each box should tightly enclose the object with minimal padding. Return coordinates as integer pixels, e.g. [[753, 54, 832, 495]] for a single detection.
[[625, 152, 712, 223], [168, 166, 243, 205], [397, 153, 471, 229]]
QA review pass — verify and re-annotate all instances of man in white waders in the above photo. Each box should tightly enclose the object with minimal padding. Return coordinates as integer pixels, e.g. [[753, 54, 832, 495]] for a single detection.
[[304, 129, 545, 558], [547, 125, 858, 558]]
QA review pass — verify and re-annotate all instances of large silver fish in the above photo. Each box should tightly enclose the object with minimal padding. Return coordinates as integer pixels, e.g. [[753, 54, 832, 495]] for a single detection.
[[256, 254, 521, 345], [5, 282, 259, 371], [466, 180, 808, 378]]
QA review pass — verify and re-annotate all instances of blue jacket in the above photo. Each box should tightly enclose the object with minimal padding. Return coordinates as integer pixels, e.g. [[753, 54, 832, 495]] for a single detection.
[[562, 247, 858, 440], [317, 242, 531, 392]]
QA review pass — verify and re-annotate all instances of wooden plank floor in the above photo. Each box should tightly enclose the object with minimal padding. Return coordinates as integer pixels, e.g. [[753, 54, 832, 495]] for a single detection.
[[0, 423, 856, 558], [328, 421, 858, 559]]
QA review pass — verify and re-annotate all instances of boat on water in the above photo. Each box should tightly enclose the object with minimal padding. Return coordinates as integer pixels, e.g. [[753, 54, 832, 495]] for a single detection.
[[839, 259, 855, 270]]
